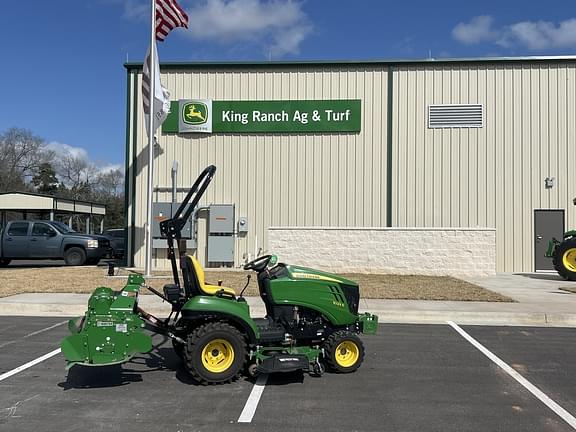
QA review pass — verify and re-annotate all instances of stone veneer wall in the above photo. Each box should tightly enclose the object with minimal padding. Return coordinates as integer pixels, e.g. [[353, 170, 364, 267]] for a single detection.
[[268, 227, 496, 277]]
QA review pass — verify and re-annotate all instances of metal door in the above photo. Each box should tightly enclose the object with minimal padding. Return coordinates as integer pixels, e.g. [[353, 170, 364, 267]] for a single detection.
[[534, 209, 565, 271], [30, 222, 61, 258], [4, 222, 30, 258]]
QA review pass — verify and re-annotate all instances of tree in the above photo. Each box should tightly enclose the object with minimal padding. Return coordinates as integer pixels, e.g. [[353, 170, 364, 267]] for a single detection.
[[31, 162, 59, 195], [95, 169, 124, 199], [88, 168, 124, 229], [56, 153, 98, 201], [0, 127, 54, 192]]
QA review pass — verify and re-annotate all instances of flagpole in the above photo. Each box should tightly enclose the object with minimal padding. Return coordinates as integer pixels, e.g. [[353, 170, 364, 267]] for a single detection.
[[144, 0, 156, 277]]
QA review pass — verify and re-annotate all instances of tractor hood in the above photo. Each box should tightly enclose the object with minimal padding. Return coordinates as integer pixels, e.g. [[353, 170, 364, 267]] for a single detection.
[[283, 265, 358, 287]]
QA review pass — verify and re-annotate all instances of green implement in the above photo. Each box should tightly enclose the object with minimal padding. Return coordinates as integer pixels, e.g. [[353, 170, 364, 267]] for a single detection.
[[60, 274, 152, 368]]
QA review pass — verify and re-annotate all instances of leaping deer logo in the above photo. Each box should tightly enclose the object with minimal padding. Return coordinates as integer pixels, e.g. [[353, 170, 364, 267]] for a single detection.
[[185, 104, 206, 122]]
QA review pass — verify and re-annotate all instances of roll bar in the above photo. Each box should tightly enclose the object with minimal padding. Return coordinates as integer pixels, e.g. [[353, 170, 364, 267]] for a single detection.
[[159, 165, 217, 300]]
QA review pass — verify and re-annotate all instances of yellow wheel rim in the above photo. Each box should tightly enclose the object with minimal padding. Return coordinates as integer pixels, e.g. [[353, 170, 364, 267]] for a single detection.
[[563, 248, 576, 272], [335, 340, 359, 368], [201, 339, 235, 373]]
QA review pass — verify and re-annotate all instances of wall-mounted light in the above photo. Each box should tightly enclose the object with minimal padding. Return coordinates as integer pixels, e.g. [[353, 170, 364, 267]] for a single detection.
[[545, 177, 555, 189]]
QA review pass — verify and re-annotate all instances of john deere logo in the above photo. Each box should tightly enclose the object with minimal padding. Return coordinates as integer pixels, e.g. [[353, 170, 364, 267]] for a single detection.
[[182, 102, 208, 125]]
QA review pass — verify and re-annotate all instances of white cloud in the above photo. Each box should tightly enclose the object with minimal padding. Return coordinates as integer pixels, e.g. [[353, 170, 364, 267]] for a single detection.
[[453, 15, 576, 51], [97, 164, 124, 175], [47, 141, 89, 161], [116, 0, 313, 58], [47, 142, 123, 176], [501, 19, 576, 50], [122, 0, 148, 20], [186, 0, 313, 57], [452, 16, 499, 45]]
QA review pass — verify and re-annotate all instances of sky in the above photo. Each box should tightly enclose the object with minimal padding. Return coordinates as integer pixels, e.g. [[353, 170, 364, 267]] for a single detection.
[[0, 0, 574, 171]]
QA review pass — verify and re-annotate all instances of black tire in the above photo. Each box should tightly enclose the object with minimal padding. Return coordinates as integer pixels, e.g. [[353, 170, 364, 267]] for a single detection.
[[184, 322, 247, 385], [64, 247, 86, 266], [0, 258, 11, 267], [553, 238, 576, 281], [172, 339, 185, 360], [323, 330, 365, 373]]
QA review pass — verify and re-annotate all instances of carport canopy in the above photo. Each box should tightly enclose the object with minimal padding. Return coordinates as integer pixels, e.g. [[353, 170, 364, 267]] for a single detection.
[[0, 192, 106, 233]]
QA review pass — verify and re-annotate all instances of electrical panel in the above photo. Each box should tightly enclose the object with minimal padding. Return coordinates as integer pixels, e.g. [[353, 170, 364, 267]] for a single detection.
[[207, 236, 234, 263], [151, 203, 172, 238], [207, 204, 235, 263], [151, 202, 195, 246], [209, 204, 235, 234]]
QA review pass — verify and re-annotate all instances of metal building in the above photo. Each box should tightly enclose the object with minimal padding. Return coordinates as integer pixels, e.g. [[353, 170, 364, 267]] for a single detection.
[[124, 56, 576, 272]]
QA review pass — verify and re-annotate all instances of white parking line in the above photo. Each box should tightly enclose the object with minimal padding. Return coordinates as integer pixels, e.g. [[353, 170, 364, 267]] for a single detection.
[[0, 321, 67, 349], [237, 374, 268, 423], [0, 348, 61, 382], [447, 321, 576, 430]]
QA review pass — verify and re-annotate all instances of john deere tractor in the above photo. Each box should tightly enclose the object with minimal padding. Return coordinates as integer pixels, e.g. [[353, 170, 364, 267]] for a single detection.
[[61, 165, 378, 384], [547, 231, 576, 280]]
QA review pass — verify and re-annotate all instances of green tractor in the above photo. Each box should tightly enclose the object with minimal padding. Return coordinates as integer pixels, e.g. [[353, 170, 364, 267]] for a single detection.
[[547, 231, 576, 280], [61, 165, 378, 384]]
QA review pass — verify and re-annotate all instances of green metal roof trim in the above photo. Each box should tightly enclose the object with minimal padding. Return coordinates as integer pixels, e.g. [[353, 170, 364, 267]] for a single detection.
[[124, 55, 576, 71]]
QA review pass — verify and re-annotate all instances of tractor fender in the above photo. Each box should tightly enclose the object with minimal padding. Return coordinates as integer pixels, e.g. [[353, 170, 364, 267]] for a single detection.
[[547, 231, 576, 258], [180, 296, 259, 344]]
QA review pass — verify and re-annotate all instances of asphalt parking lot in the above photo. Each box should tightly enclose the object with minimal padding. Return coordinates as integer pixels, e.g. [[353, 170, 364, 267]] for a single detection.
[[2, 318, 576, 431]]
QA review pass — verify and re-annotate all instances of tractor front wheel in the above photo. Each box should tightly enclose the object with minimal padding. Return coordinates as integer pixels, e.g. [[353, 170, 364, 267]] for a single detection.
[[323, 330, 365, 373], [184, 322, 247, 385], [553, 238, 576, 281]]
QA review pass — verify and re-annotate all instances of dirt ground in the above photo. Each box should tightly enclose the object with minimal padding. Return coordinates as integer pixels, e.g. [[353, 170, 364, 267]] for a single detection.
[[0, 266, 512, 302]]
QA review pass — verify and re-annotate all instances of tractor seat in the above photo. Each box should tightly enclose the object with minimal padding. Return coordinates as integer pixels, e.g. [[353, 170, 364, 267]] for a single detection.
[[186, 256, 236, 297]]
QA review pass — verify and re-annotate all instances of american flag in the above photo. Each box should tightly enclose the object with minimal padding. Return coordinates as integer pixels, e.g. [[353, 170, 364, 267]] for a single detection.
[[155, 0, 189, 42]]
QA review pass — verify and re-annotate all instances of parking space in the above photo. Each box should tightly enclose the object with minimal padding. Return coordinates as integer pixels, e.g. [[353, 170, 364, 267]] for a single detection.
[[1, 320, 576, 431], [0, 317, 68, 372], [464, 326, 576, 420], [257, 324, 574, 431]]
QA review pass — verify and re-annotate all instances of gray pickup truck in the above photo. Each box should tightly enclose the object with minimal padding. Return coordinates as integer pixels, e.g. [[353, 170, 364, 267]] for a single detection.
[[0, 220, 111, 266]]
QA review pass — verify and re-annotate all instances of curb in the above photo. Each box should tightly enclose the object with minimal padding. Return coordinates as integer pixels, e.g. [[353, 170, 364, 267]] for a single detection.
[[2, 302, 576, 327]]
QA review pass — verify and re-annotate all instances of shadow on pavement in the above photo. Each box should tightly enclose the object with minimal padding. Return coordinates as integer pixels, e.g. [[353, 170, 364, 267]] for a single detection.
[[514, 272, 566, 281], [57, 340, 235, 389]]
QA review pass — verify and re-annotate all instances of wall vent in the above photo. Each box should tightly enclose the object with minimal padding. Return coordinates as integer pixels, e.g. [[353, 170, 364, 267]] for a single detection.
[[428, 104, 483, 128]]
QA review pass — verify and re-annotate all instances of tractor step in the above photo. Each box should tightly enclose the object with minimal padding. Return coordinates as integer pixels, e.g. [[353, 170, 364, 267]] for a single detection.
[[255, 354, 310, 374]]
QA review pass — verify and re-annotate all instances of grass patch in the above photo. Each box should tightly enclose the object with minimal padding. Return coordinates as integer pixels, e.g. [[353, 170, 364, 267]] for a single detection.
[[0, 266, 512, 302]]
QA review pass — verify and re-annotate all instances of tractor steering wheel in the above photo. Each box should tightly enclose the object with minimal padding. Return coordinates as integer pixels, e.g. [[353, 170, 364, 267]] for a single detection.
[[243, 255, 273, 273]]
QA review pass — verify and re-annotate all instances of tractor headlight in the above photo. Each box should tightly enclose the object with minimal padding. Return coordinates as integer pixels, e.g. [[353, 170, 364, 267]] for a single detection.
[[87, 239, 99, 249]]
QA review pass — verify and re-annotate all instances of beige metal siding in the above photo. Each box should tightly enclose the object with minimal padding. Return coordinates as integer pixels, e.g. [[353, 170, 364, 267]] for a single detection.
[[392, 63, 576, 272], [0, 194, 53, 210], [127, 66, 390, 269], [91, 205, 106, 216], [55, 200, 74, 212]]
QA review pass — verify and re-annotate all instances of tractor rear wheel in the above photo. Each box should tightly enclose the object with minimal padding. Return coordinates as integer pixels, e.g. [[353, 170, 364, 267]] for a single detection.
[[553, 238, 576, 281], [323, 330, 365, 373], [184, 321, 247, 385]]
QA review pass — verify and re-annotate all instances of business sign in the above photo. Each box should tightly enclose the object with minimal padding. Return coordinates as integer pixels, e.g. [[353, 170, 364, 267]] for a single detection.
[[179, 99, 212, 133], [162, 99, 361, 134]]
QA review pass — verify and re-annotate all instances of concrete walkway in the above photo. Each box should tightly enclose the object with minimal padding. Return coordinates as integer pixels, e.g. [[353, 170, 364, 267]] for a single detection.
[[1, 272, 576, 326]]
